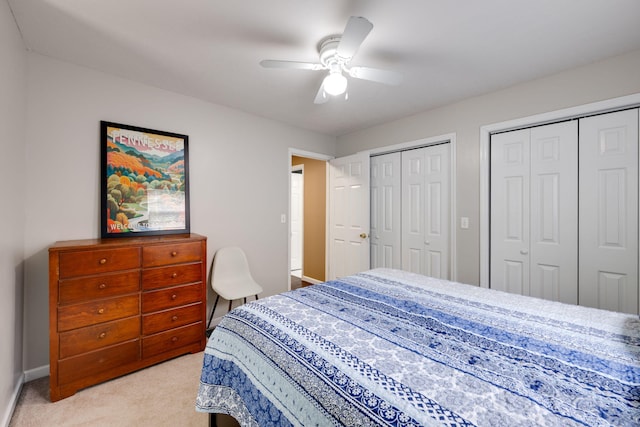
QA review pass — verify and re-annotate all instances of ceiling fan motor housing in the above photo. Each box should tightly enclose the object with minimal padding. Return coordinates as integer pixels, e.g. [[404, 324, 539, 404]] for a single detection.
[[319, 37, 344, 68]]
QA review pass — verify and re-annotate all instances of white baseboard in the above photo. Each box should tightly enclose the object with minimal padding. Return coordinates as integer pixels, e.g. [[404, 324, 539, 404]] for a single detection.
[[1, 373, 24, 427], [24, 364, 49, 382]]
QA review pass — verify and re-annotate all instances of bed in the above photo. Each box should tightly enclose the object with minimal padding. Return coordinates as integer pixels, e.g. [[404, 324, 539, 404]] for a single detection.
[[196, 268, 640, 426]]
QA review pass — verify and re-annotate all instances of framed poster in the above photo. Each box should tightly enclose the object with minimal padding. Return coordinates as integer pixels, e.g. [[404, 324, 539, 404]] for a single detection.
[[100, 121, 190, 238]]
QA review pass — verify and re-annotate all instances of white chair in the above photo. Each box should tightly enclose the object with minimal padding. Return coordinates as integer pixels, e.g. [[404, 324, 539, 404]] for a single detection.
[[207, 246, 263, 329]]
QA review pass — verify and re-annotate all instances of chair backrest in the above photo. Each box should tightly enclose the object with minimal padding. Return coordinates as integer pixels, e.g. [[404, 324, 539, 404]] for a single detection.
[[209, 246, 255, 292]]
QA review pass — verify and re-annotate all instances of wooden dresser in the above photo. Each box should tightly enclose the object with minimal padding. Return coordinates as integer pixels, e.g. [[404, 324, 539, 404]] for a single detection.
[[48, 233, 207, 401]]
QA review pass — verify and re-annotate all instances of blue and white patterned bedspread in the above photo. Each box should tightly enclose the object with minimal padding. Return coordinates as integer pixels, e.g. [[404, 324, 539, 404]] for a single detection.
[[196, 269, 640, 426]]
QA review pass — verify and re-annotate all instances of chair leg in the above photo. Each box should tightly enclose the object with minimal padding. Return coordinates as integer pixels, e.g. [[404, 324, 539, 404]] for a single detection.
[[228, 299, 232, 312], [207, 295, 220, 329], [243, 297, 247, 304], [255, 295, 259, 300]]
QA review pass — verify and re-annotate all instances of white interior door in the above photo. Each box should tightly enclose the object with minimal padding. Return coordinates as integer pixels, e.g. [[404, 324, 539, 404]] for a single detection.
[[401, 144, 450, 279], [579, 109, 638, 314], [370, 152, 401, 269], [290, 168, 303, 273], [329, 152, 370, 279]]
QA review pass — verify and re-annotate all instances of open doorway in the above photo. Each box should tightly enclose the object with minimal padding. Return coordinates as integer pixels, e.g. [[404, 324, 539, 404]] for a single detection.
[[289, 152, 330, 290], [290, 165, 304, 279]]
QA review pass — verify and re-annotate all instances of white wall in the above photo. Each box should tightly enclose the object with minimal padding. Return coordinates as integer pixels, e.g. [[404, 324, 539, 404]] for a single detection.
[[0, 0, 26, 425], [22, 53, 337, 371], [337, 49, 640, 286]]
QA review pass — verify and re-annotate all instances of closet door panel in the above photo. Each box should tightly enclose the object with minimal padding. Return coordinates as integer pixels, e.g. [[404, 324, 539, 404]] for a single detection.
[[370, 153, 401, 269], [529, 121, 578, 304], [579, 109, 638, 314], [490, 129, 531, 294], [424, 144, 450, 279], [402, 150, 426, 275], [491, 122, 578, 301], [401, 145, 450, 279]]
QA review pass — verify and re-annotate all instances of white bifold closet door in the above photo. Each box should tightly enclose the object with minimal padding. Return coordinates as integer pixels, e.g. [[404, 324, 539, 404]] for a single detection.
[[490, 109, 639, 314], [579, 109, 638, 313], [370, 144, 450, 279], [402, 145, 450, 278], [490, 121, 578, 303], [370, 153, 402, 269]]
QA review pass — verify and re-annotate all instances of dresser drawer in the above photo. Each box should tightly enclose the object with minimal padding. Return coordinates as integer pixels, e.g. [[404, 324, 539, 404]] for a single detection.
[[142, 263, 202, 290], [143, 242, 202, 267], [59, 271, 140, 305], [59, 317, 139, 359], [59, 247, 141, 278], [58, 340, 139, 385], [142, 283, 203, 313], [58, 295, 140, 332], [142, 302, 203, 335], [142, 322, 202, 359]]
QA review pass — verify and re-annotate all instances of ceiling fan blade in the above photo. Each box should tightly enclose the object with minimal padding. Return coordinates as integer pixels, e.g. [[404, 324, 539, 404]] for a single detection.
[[336, 16, 373, 61], [260, 60, 324, 71], [348, 66, 403, 86], [313, 82, 329, 104]]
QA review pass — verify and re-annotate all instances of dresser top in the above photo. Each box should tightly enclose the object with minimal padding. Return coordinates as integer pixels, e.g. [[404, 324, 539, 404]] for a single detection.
[[49, 233, 206, 251]]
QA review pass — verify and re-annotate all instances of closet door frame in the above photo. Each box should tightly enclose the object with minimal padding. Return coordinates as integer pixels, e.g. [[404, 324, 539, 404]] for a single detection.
[[370, 133, 458, 280], [480, 93, 640, 288]]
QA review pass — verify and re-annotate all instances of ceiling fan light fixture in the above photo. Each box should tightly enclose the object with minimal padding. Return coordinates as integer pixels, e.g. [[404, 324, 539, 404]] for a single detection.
[[323, 72, 348, 96]]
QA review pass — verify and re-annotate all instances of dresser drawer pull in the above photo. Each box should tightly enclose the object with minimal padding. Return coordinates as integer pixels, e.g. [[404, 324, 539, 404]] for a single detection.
[[99, 258, 107, 265], [171, 251, 177, 257], [171, 336, 178, 342], [171, 294, 178, 300], [99, 283, 107, 290], [171, 272, 178, 278], [97, 308, 105, 314], [98, 332, 107, 339], [172, 315, 179, 321]]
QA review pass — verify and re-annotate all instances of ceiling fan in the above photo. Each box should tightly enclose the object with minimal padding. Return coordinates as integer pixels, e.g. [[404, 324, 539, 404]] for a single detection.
[[260, 16, 402, 104]]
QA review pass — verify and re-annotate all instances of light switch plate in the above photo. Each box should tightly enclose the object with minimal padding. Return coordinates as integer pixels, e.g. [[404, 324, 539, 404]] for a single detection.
[[460, 217, 469, 229]]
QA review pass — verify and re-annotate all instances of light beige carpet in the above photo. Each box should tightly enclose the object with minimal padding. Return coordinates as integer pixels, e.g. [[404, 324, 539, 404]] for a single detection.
[[9, 351, 239, 427]]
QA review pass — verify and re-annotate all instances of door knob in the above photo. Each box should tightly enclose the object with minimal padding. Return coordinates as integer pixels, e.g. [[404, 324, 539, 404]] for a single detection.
[[359, 233, 368, 239], [520, 249, 529, 255]]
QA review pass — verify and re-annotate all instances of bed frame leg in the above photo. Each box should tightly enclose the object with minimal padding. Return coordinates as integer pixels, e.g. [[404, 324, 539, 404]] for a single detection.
[[209, 413, 217, 427]]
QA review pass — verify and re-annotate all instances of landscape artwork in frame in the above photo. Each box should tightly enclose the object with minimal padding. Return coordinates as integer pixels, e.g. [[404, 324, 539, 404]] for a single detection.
[[100, 121, 190, 238]]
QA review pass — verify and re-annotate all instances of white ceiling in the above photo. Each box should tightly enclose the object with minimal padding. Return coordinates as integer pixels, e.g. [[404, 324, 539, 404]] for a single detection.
[[8, 0, 640, 136]]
